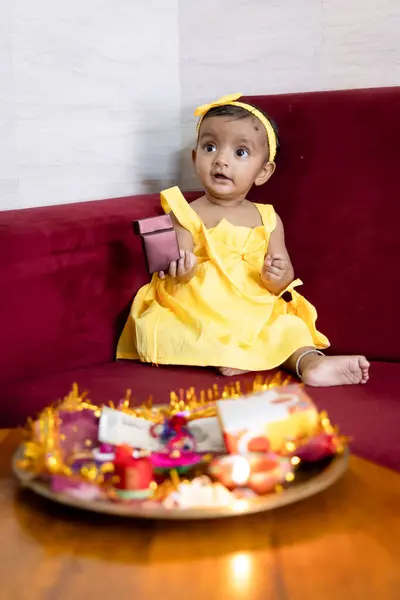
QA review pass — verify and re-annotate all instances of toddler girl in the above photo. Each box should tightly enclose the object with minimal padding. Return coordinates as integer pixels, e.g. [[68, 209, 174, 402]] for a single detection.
[[117, 93, 370, 386]]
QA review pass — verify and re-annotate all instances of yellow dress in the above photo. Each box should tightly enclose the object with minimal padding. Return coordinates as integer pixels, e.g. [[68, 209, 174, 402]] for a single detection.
[[117, 186, 329, 370]]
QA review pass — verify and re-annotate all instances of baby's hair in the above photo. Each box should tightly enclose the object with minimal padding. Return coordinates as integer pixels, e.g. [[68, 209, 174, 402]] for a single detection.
[[200, 103, 281, 160]]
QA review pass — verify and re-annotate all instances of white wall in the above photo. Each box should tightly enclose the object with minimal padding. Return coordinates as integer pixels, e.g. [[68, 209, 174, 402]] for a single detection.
[[1, 0, 400, 210], [0, 0, 180, 210], [179, 0, 400, 189]]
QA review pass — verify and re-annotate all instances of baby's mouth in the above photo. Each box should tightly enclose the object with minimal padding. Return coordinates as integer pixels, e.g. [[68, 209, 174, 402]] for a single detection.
[[212, 173, 232, 181]]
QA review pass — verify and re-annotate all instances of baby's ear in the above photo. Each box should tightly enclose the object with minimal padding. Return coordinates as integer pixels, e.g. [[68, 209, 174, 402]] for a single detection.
[[192, 148, 197, 165], [255, 161, 275, 187]]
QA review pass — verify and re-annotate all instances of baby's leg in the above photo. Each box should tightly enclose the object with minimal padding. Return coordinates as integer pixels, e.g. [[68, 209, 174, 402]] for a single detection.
[[218, 348, 370, 385], [284, 347, 370, 387]]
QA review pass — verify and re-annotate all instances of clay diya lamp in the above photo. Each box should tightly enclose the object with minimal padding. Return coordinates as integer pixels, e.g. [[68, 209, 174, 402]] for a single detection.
[[209, 453, 293, 495]]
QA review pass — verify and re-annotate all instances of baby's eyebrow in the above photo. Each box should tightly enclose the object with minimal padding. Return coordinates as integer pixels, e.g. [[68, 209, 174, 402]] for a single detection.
[[236, 138, 256, 149], [198, 131, 217, 141]]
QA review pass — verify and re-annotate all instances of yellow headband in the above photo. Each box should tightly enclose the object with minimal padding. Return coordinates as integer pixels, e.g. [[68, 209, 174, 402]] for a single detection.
[[194, 93, 277, 163]]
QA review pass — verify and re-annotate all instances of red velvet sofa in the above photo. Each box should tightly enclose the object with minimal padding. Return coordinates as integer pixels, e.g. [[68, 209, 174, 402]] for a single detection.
[[1, 87, 399, 471]]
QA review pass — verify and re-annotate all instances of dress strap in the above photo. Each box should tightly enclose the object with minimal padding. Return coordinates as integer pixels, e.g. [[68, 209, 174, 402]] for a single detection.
[[160, 186, 202, 234], [254, 203, 277, 234]]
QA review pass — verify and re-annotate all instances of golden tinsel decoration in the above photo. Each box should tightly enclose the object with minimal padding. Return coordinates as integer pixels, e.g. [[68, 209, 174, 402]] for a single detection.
[[17, 372, 346, 487]]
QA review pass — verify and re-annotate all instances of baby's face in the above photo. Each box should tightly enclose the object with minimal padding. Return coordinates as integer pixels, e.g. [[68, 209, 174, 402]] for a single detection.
[[193, 115, 270, 200]]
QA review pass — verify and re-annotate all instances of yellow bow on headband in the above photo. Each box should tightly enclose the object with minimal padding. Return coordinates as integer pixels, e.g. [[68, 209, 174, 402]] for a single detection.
[[194, 93, 277, 163], [194, 93, 243, 117]]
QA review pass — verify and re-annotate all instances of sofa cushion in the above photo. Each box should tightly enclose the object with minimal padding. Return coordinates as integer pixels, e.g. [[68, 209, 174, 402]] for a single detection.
[[3, 361, 399, 471]]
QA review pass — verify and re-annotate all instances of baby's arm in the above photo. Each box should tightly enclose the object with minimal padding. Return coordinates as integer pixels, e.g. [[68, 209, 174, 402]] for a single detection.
[[158, 213, 198, 282], [261, 214, 294, 295]]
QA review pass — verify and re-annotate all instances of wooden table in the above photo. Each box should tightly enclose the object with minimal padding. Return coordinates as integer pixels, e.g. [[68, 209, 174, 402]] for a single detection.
[[1, 429, 399, 600]]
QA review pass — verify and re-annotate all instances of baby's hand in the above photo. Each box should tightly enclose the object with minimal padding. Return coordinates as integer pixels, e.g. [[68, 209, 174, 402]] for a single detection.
[[158, 250, 197, 281], [261, 253, 290, 285]]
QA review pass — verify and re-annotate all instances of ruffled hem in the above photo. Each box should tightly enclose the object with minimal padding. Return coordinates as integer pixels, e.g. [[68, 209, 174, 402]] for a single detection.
[[117, 339, 330, 372]]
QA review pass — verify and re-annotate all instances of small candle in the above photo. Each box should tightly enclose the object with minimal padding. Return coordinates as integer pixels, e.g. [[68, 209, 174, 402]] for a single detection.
[[113, 445, 153, 500]]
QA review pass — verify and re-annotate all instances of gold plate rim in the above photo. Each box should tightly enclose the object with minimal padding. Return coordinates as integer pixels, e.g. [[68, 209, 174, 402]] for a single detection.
[[13, 445, 348, 520]]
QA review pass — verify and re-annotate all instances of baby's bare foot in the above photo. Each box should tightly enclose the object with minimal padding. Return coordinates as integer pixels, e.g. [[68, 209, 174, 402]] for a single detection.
[[301, 355, 370, 387], [219, 367, 251, 377]]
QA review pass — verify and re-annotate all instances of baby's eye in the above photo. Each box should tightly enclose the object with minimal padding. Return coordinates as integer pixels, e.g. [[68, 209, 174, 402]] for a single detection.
[[204, 143, 217, 153], [236, 148, 249, 158]]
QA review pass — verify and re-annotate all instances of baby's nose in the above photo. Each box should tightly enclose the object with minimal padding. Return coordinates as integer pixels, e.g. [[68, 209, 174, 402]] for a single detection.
[[213, 153, 229, 167]]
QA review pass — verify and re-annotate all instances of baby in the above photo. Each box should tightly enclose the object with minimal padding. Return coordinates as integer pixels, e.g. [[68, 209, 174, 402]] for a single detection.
[[117, 93, 370, 387]]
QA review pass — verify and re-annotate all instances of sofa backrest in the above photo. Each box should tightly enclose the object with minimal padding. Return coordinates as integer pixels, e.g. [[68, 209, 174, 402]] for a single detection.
[[246, 87, 400, 363], [1, 87, 399, 385], [0, 192, 197, 385]]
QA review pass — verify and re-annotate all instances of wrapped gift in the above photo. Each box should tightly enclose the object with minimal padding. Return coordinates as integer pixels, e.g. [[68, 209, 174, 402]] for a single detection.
[[133, 214, 180, 274], [217, 385, 320, 455]]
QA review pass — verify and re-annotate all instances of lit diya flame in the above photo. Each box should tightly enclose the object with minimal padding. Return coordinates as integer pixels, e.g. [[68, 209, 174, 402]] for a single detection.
[[231, 456, 251, 486]]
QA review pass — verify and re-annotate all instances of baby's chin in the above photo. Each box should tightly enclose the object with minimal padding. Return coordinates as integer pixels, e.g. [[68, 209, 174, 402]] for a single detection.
[[205, 187, 236, 201], [202, 178, 238, 199]]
